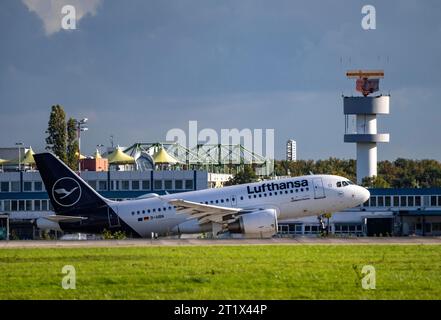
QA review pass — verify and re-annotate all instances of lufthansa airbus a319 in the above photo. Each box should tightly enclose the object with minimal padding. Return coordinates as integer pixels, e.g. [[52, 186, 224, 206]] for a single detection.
[[33, 153, 370, 238]]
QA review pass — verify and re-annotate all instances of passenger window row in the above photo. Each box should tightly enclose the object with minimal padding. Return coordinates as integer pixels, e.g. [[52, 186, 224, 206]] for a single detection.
[[200, 196, 246, 206], [132, 206, 177, 216], [248, 187, 309, 199]]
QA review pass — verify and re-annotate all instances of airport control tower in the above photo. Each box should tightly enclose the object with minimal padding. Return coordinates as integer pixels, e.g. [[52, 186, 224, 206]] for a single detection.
[[344, 70, 390, 184]]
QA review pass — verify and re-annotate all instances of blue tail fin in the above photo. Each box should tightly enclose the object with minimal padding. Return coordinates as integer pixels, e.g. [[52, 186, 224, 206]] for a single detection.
[[34, 152, 110, 214]]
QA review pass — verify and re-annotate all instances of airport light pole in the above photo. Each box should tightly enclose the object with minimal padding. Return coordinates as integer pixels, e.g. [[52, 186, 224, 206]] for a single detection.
[[15, 142, 23, 172], [96, 144, 104, 156], [76, 118, 88, 171]]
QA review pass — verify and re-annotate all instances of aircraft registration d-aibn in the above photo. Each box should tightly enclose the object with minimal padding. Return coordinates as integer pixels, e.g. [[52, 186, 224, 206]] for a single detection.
[[34, 153, 370, 238]]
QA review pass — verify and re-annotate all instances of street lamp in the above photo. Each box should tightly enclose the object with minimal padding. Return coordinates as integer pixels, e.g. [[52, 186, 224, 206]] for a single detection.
[[76, 118, 88, 171], [96, 144, 104, 155], [15, 142, 24, 172]]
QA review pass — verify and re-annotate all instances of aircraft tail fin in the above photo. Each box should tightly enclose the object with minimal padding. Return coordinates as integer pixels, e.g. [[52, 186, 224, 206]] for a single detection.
[[34, 152, 111, 214]]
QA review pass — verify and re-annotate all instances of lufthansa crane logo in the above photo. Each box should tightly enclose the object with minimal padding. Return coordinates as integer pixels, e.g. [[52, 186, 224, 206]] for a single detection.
[[52, 177, 82, 207]]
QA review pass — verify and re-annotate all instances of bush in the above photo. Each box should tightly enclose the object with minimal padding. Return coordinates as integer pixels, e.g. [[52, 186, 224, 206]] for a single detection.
[[102, 229, 127, 240]]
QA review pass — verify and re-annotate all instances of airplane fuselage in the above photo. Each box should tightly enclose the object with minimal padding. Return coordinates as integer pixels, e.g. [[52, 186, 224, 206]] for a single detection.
[[34, 151, 370, 239], [102, 174, 369, 237]]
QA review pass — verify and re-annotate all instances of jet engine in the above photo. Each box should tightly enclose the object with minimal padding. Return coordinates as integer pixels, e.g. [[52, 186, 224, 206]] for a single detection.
[[34, 218, 62, 231], [227, 209, 278, 238], [171, 219, 212, 234]]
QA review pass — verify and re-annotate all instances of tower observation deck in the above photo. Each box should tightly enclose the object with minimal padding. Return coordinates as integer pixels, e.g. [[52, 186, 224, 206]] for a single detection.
[[344, 70, 390, 184]]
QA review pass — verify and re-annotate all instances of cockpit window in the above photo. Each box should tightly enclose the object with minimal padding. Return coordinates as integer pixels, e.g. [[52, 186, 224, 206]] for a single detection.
[[337, 180, 354, 187]]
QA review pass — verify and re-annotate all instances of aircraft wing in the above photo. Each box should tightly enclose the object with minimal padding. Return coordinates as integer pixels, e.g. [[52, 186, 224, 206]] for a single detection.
[[44, 215, 88, 223], [164, 198, 241, 224]]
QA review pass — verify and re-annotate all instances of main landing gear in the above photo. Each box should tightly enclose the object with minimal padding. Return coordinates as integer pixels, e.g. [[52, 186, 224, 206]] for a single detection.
[[317, 214, 328, 236]]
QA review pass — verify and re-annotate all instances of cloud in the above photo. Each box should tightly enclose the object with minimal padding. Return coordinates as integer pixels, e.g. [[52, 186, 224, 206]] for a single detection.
[[22, 0, 103, 35]]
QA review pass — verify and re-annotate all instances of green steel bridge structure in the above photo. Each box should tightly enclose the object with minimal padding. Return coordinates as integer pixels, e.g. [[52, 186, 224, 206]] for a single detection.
[[123, 142, 274, 176]]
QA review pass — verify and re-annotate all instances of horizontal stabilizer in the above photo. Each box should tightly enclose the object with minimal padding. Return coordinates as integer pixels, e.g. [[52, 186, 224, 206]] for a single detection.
[[44, 215, 88, 223], [136, 193, 160, 199]]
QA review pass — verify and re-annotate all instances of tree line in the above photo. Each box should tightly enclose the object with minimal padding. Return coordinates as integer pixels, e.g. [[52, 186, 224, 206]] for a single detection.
[[45, 105, 79, 170], [274, 158, 441, 188]]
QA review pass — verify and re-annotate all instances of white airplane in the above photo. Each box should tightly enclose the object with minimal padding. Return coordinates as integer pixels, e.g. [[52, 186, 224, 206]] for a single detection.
[[34, 153, 370, 238]]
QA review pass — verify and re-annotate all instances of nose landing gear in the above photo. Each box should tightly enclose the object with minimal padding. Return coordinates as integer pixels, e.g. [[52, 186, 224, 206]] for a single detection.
[[317, 213, 332, 236], [317, 215, 325, 231]]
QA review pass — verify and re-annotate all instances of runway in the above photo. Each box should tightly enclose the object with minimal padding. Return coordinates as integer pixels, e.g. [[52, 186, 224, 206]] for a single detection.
[[1, 237, 441, 248]]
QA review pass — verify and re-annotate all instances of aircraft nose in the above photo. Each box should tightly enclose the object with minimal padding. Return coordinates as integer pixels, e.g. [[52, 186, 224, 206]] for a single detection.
[[358, 186, 370, 203], [350, 185, 370, 205]]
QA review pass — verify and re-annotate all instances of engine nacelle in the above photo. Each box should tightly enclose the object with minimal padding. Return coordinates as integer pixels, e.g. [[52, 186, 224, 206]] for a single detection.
[[228, 209, 278, 238], [171, 219, 212, 234], [35, 218, 62, 231]]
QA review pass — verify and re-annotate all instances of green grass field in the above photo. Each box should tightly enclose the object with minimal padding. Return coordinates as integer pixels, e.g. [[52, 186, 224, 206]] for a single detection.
[[0, 245, 440, 299]]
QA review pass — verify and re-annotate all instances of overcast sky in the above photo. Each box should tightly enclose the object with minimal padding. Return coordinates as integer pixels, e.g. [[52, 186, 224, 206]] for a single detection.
[[0, 0, 440, 160]]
